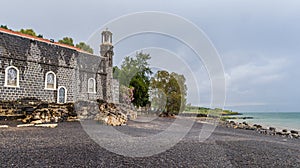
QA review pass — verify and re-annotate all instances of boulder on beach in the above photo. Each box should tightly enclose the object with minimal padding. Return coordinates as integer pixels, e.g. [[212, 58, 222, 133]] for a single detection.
[[269, 127, 276, 132], [291, 130, 298, 134], [253, 124, 262, 129]]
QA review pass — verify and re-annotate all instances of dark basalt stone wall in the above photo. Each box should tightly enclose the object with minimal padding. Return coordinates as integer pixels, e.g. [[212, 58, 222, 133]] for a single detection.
[[0, 31, 108, 102]]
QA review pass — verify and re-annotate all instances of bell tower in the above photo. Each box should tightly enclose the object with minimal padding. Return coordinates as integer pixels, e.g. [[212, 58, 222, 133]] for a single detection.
[[100, 29, 114, 67], [100, 29, 114, 102]]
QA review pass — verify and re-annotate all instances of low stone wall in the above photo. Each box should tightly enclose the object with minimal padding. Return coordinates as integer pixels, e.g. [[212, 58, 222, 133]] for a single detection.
[[0, 98, 138, 126], [0, 97, 76, 123]]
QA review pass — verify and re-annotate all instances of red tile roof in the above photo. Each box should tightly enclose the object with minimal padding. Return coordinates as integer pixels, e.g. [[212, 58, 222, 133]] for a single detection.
[[0, 27, 94, 55]]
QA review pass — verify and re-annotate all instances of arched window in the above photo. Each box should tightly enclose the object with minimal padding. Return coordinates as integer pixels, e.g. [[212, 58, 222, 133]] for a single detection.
[[45, 71, 56, 90], [57, 86, 67, 103], [4, 66, 19, 87], [88, 78, 96, 93]]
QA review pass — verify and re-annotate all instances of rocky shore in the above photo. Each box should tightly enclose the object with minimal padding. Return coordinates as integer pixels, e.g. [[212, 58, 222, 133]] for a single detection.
[[221, 120, 299, 139]]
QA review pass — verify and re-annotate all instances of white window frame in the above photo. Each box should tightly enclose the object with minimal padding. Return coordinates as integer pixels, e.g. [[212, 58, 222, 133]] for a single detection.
[[57, 86, 67, 104], [88, 78, 96, 93], [44, 71, 56, 90], [4, 66, 20, 88]]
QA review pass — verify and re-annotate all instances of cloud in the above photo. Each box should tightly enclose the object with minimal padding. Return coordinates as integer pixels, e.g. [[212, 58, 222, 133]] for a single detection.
[[224, 102, 267, 107], [220, 51, 291, 110], [225, 54, 288, 87]]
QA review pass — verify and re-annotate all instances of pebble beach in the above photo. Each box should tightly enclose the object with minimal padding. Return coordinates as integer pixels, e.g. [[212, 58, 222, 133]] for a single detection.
[[0, 118, 300, 167]]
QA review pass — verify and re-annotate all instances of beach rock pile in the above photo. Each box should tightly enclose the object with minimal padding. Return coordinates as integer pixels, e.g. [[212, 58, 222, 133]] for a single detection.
[[223, 120, 299, 139], [76, 100, 136, 126], [118, 103, 137, 120], [22, 103, 76, 124], [0, 98, 76, 124], [94, 101, 127, 126], [75, 101, 100, 120]]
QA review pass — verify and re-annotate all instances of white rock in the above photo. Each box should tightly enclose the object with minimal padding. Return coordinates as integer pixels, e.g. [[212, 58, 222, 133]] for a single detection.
[[31, 120, 43, 124], [0, 125, 9, 128], [35, 124, 58, 128], [17, 124, 35, 128]]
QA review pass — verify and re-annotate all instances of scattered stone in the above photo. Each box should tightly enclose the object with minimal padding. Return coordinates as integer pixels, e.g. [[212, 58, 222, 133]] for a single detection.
[[269, 127, 276, 132], [158, 112, 176, 118], [67, 116, 79, 122], [35, 124, 58, 128], [0, 125, 9, 128], [291, 130, 298, 134], [242, 122, 248, 126], [258, 129, 267, 134], [255, 125, 262, 129], [17, 124, 35, 128], [291, 134, 299, 139], [31, 120, 43, 124]]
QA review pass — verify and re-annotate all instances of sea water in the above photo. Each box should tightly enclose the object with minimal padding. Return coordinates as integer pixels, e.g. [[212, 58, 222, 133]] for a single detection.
[[230, 112, 300, 131]]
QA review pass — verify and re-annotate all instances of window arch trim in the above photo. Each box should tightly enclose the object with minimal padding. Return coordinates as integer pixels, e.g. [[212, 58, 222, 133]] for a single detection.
[[88, 78, 96, 93], [57, 86, 67, 103], [4, 66, 20, 88], [44, 71, 56, 90]]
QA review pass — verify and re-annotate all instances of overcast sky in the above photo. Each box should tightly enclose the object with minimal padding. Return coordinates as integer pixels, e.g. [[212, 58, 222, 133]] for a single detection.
[[1, 0, 300, 112]]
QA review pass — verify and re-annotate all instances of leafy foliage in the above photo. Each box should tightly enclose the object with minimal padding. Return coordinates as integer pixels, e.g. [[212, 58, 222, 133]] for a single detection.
[[114, 52, 152, 107], [0, 25, 8, 29], [76, 42, 94, 54], [151, 70, 187, 115], [130, 71, 151, 107], [19, 29, 37, 37], [58, 37, 74, 46]]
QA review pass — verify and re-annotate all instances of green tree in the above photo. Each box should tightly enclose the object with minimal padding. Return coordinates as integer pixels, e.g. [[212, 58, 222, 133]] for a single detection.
[[151, 70, 187, 115], [58, 37, 74, 46], [115, 52, 152, 107], [130, 71, 151, 107], [0, 25, 8, 29], [19, 29, 37, 37], [76, 42, 94, 54]]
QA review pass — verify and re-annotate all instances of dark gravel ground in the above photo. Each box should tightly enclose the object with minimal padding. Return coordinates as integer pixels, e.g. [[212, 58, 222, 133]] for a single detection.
[[0, 118, 300, 168]]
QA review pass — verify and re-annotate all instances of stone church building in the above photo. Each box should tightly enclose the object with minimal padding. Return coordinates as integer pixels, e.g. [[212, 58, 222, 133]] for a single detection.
[[0, 28, 115, 104]]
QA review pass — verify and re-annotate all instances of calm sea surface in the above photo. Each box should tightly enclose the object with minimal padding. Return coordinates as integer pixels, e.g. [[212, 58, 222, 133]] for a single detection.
[[230, 112, 300, 131]]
